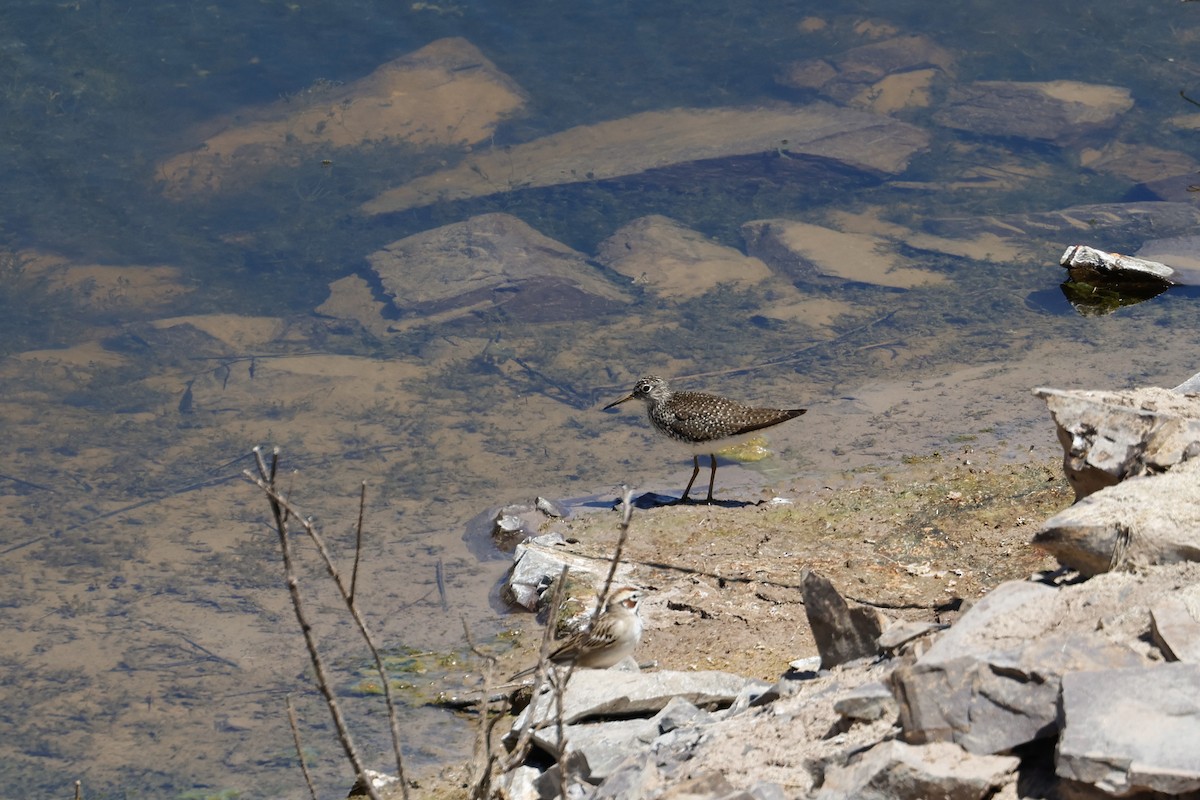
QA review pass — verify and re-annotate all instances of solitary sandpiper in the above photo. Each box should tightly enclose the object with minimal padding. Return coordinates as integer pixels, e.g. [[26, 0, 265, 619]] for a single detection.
[[604, 375, 806, 503]]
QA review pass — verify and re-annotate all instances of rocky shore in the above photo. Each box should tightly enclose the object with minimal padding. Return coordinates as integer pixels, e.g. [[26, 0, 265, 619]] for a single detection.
[[393, 374, 1200, 800]]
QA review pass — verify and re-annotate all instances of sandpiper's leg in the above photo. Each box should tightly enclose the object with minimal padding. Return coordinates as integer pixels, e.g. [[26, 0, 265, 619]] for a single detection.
[[705, 454, 718, 502], [680, 455, 702, 502]]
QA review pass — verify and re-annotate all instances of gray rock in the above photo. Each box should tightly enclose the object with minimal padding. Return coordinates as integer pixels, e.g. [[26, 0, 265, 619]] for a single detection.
[[534, 750, 593, 799], [1060, 244, 1179, 286], [932, 80, 1132, 143], [532, 716, 657, 782], [832, 681, 898, 723], [589, 759, 661, 800], [801, 570, 886, 669], [366, 213, 629, 324], [511, 668, 769, 732], [1033, 386, 1200, 502], [815, 740, 1018, 800], [1034, 457, 1200, 576], [536, 496, 568, 518], [505, 536, 631, 611], [877, 620, 946, 654], [1151, 594, 1200, 662], [655, 696, 716, 733], [591, 726, 708, 799], [891, 579, 1147, 754], [1057, 663, 1200, 795], [738, 784, 788, 800], [788, 655, 822, 674], [495, 764, 543, 800], [494, 503, 542, 552], [657, 772, 738, 800]]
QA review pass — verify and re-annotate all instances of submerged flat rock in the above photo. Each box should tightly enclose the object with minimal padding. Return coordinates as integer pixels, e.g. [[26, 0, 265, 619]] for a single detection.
[[595, 215, 779, 300], [362, 103, 931, 215], [366, 213, 629, 324], [742, 219, 947, 289], [933, 80, 1133, 143], [158, 38, 528, 198], [777, 34, 956, 114]]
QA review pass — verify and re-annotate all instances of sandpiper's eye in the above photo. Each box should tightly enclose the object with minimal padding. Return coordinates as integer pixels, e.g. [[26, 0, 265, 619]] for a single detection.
[[636, 382, 650, 393]]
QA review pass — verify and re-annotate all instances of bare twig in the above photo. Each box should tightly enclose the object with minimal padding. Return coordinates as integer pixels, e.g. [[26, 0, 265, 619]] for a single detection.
[[349, 480, 366, 607], [286, 694, 319, 800], [246, 447, 388, 800], [462, 618, 511, 799], [435, 558, 449, 611]]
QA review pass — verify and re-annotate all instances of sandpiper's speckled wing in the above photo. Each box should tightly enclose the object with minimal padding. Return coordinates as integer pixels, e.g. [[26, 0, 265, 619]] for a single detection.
[[653, 391, 806, 444]]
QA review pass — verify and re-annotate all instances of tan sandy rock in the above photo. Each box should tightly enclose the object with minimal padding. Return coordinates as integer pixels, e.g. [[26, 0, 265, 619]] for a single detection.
[[157, 38, 528, 198], [20, 250, 191, 314], [149, 314, 285, 351], [315, 275, 392, 337], [742, 219, 947, 289], [828, 208, 1033, 263], [595, 215, 778, 300]]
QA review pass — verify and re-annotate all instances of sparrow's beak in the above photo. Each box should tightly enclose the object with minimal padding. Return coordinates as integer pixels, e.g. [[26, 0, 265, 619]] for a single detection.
[[603, 392, 635, 411]]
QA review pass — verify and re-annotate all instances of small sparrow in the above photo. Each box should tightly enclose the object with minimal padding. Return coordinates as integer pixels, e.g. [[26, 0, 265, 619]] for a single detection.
[[514, 586, 645, 677]]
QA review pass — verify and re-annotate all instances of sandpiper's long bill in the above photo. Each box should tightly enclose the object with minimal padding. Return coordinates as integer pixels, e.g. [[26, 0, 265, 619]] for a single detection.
[[604, 375, 806, 503]]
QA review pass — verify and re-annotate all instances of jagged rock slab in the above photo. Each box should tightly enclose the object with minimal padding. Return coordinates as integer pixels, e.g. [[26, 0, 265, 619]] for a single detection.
[[1034, 457, 1200, 577], [533, 716, 656, 781], [932, 80, 1133, 143], [531, 697, 715, 781], [595, 215, 780, 300], [361, 103, 931, 214], [742, 219, 947, 289], [891, 579, 1148, 755], [1151, 593, 1200, 663], [366, 213, 629, 324], [877, 620, 945, 654], [1060, 244, 1179, 286], [832, 681, 898, 723], [1057, 663, 1200, 795], [776, 34, 955, 113], [510, 668, 769, 731], [158, 38, 528, 198], [494, 765, 541, 800], [815, 740, 1018, 800], [1034, 386, 1200, 502], [801, 570, 886, 668]]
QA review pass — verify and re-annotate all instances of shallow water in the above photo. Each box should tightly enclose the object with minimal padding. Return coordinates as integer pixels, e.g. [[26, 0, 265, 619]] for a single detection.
[[1, 1, 1199, 797]]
